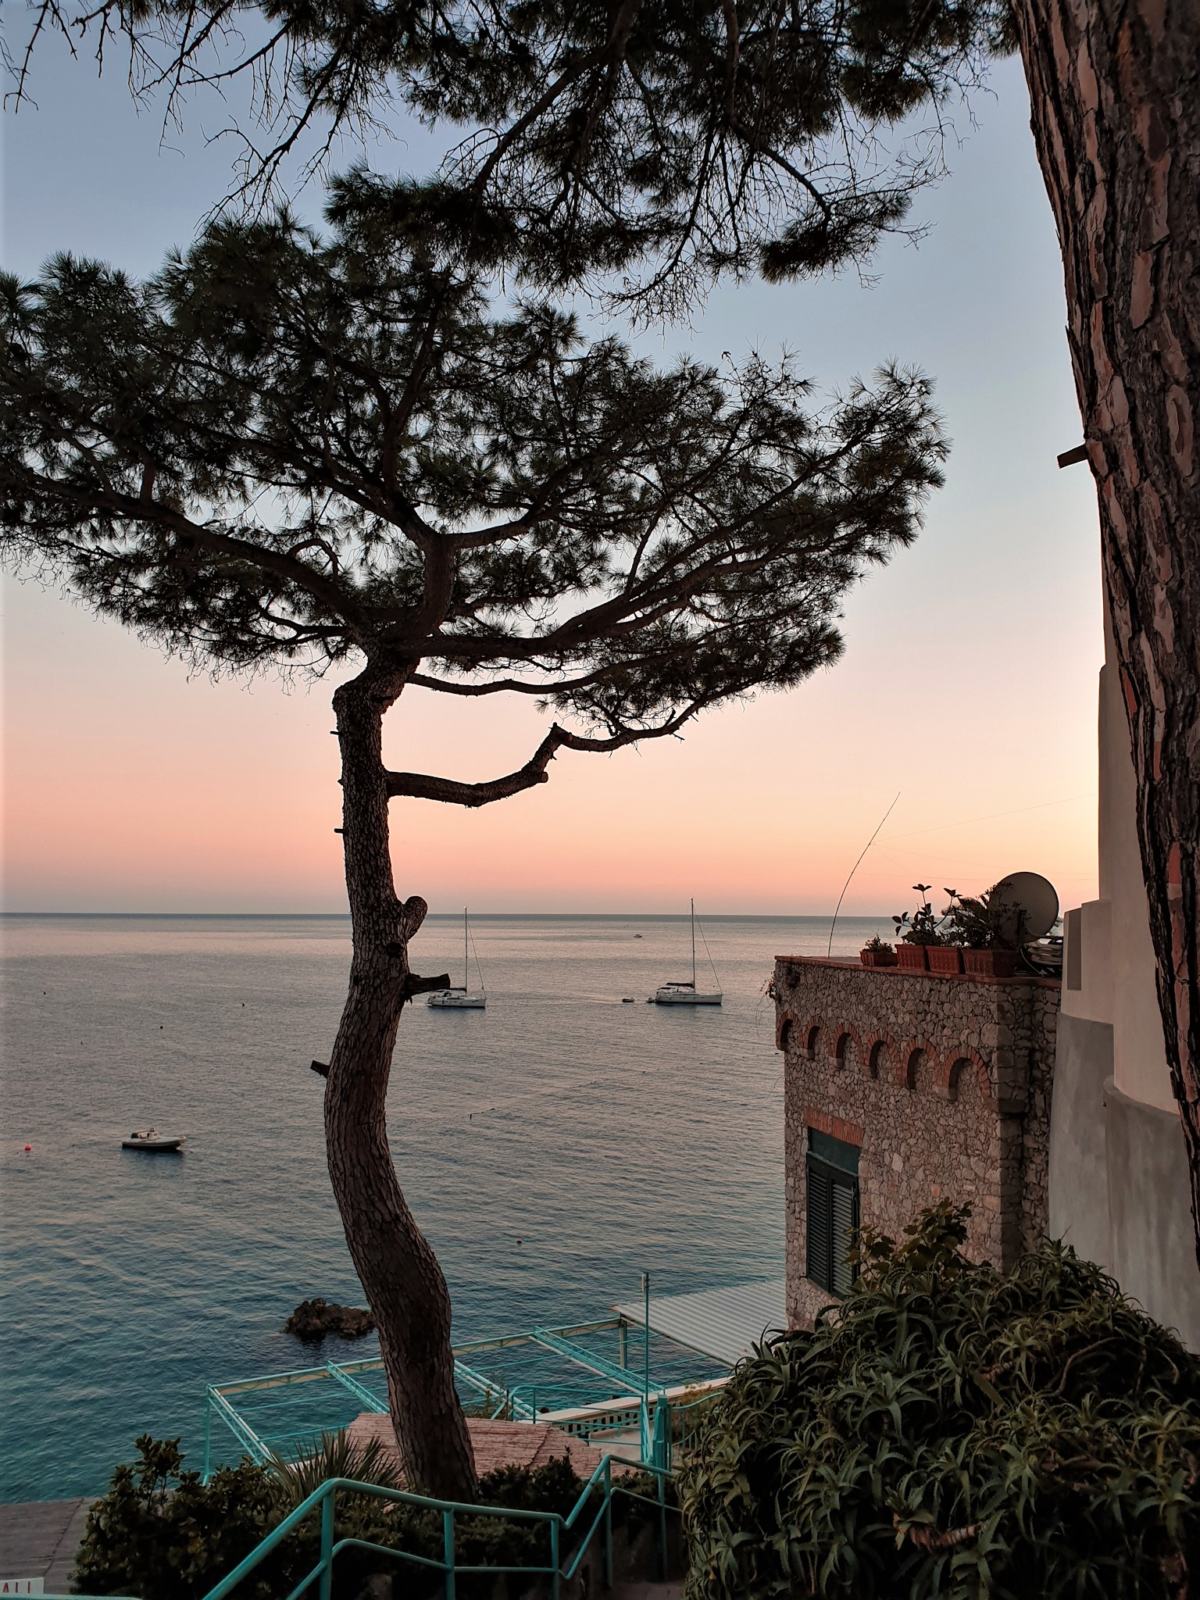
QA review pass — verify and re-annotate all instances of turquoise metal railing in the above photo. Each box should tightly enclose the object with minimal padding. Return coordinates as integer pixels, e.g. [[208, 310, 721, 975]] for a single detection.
[[661, 1385, 723, 1470], [192, 1448, 676, 1600], [43, 1407, 687, 1600]]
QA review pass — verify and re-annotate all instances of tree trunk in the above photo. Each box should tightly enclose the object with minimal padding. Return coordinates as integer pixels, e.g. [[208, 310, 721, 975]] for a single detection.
[[1011, 0, 1200, 1260], [324, 658, 477, 1499]]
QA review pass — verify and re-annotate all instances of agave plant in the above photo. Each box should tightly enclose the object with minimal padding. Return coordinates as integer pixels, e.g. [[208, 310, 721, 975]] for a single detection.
[[268, 1429, 404, 1509], [681, 1204, 1200, 1599]]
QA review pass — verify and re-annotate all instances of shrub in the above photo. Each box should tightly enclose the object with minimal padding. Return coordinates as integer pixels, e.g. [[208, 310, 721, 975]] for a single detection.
[[73, 1437, 296, 1600], [892, 886, 948, 947], [73, 1433, 593, 1598], [680, 1204, 1200, 1599]]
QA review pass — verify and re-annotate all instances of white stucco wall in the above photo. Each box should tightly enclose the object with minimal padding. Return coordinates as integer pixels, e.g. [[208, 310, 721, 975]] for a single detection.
[[1061, 594, 1170, 1112]]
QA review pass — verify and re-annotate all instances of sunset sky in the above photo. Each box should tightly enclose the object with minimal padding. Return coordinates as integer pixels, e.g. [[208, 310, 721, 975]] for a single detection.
[[2, 45, 1103, 916]]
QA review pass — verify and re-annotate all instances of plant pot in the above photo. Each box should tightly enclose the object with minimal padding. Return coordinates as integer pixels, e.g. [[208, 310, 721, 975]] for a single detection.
[[927, 946, 963, 975], [860, 949, 897, 968], [963, 948, 1019, 978], [895, 944, 928, 971]]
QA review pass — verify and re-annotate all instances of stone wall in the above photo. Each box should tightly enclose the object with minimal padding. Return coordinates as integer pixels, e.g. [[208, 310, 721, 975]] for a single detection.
[[773, 957, 1060, 1330]]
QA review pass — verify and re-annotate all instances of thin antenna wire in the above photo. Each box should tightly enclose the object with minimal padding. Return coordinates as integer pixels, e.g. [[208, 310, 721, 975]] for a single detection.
[[827, 792, 901, 957]]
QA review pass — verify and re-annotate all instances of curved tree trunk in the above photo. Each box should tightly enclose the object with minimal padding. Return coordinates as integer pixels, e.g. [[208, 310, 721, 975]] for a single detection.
[[324, 658, 477, 1499], [1011, 0, 1200, 1261]]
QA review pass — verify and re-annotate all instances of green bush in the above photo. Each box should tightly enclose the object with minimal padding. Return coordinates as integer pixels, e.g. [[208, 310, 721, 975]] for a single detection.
[[73, 1433, 594, 1598], [680, 1204, 1200, 1599], [73, 1437, 299, 1599]]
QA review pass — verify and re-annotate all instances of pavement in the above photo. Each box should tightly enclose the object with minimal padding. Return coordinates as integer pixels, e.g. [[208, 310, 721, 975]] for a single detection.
[[0, 1497, 93, 1594]]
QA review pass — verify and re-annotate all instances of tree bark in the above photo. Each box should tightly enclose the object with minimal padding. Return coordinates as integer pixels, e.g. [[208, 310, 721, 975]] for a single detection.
[[324, 657, 478, 1499], [1011, 0, 1200, 1258]]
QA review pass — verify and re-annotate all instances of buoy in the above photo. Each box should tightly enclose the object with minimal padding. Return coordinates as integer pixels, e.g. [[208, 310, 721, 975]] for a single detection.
[[23, 1143, 32, 1152]]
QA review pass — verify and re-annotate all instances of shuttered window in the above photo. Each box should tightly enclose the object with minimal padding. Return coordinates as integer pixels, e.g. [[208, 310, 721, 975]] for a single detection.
[[806, 1129, 860, 1296]]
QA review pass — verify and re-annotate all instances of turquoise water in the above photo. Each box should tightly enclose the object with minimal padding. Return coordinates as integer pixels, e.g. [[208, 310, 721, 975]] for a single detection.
[[0, 911, 888, 1500]]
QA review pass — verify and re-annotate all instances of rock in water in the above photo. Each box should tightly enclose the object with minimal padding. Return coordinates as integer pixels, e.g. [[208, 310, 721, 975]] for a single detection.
[[284, 1297, 375, 1342]]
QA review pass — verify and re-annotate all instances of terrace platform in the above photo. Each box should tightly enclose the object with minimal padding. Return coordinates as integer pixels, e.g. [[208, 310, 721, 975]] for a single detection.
[[200, 1278, 783, 1479], [0, 1495, 92, 1593], [613, 1278, 787, 1366], [346, 1414, 624, 1481]]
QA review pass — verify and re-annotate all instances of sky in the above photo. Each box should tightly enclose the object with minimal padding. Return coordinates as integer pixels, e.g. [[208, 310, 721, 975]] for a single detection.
[[1, 36, 1104, 916]]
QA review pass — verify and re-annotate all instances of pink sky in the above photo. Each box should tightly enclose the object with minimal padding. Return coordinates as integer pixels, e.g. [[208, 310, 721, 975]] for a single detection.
[[2, 56, 1103, 916]]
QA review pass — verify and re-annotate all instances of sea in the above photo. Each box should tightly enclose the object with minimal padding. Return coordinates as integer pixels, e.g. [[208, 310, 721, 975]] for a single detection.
[[0, 911, 891, 1502]]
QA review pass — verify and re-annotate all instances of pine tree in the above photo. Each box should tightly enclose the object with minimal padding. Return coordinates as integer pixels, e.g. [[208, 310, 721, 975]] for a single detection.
[[0, 213, 946, 1495], [25, 0, 1195, 1267], [12, 0, 1012, 309]]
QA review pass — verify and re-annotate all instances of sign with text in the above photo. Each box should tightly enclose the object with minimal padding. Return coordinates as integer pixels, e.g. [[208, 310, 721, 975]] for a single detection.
[[0, 1581, 45, 1595]]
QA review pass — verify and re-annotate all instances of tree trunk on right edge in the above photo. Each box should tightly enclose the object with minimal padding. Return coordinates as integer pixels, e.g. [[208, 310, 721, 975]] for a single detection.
[[1011, 0, 1200, 1262]]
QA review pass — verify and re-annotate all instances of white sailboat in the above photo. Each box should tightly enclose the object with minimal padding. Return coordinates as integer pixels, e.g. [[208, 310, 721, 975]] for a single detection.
[[652, 899, 723, 1005], [427, 908, 487, 1009]]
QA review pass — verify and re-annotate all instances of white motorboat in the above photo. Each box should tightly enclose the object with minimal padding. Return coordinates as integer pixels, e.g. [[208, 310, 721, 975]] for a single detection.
[[427, 908, 487, 1009], [122, 1128, 186, 1152], [652, 900, 723, 1005]]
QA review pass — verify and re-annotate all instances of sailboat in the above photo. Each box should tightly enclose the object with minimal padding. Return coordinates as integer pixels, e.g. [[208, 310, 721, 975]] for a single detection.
[[427, 908, 487, 1009], [652, 899, 723, 1005]]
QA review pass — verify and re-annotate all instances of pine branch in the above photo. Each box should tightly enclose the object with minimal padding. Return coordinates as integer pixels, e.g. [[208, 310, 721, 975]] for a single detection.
[[384, 703, 700, 807]]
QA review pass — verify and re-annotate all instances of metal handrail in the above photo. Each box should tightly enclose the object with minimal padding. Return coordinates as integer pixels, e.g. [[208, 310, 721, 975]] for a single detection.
[[41, 1455, 677, 1600], [190, 1447, 677, 1600], [46, 1409, 681, 1600]]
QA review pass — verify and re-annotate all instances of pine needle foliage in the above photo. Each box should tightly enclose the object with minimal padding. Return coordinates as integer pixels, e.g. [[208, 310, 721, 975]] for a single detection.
[[14, 0, 1015, 312], [0, 212, 945, 769], [680, 1204, 1200, 1599]]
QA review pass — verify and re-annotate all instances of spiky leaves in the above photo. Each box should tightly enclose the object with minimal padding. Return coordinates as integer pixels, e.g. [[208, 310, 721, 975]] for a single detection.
[[1, 214, 945, 783], [681, 1205, 1200, 1598]]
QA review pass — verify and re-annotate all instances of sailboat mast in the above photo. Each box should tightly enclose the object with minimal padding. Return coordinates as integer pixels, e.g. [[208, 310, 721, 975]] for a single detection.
[[691, 897, 696, 987], [464, 907, 469, 989]]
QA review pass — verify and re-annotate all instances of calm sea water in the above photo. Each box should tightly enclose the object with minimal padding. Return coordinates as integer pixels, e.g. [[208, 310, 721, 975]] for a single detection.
[[0, 911, 889, 1501]]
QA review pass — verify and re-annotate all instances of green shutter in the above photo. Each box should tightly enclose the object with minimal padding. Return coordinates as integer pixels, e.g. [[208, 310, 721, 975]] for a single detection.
[[831, 1175, 857, 1295], [806, 1136, 860, 1296], [806, 1156, 832, 1288]]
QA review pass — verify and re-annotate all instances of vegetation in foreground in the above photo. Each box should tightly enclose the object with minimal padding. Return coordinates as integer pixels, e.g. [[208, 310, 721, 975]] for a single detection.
[[681, 1204, 1200, 1599], [73, 1431, 594, 1598]]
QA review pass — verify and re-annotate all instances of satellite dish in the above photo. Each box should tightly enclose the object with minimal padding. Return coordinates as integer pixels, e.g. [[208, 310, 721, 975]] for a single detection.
[[992, 872, 1059, 942]]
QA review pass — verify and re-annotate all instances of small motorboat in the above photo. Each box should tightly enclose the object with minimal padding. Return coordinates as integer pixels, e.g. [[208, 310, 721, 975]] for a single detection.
[[122, 1128, 186, 1152]]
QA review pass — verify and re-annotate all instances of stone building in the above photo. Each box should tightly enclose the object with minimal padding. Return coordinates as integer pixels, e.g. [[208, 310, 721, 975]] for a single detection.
[[772, 957, 1059, 1328]]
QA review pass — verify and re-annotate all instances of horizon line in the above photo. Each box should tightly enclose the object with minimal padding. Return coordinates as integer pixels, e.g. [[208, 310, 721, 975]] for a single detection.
[[1, 908, 894, 920]]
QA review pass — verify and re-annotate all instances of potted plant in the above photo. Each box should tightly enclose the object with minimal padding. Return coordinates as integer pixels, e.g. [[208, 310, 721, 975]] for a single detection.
[[892, 886, 953, 972], [860, 935, 897, 968], [945, 885, 1026, 977]]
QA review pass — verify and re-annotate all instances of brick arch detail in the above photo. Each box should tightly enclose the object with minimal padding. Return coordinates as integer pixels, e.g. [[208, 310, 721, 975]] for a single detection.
[[775, 1013, 830, 1061], [832, 1025, 862, 1067], [897, 1039, 939, 1091], [937, 1048, 995, 1103], [802, 1019, 826, 1060], [862, 1033, 896, 1080]]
